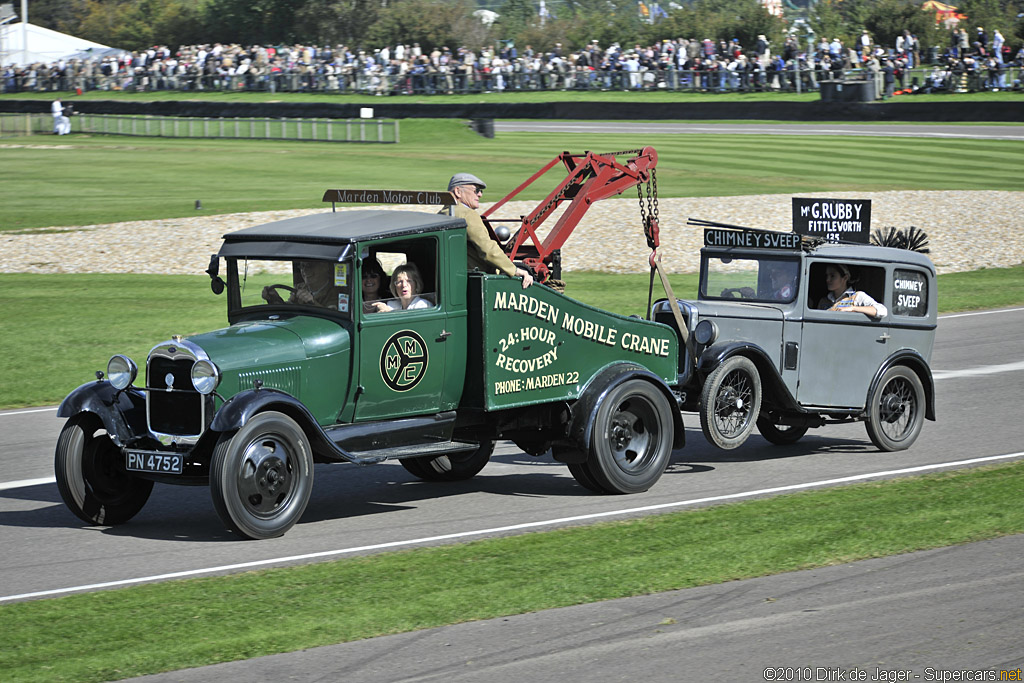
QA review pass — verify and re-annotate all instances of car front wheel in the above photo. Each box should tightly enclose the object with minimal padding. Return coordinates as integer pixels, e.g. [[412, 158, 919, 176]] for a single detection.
[[865, 366, 926, 452], [700, 356, 762, 450], [210, 411, 314, 540], [54, 414, 153, 526]]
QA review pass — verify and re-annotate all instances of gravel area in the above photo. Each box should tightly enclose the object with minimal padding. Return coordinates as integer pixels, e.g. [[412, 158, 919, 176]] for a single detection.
[[2, 191, 1021, 275]]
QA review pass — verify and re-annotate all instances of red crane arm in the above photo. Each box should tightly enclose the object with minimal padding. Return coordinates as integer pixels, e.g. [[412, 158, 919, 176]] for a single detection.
[[482, 147, 658, 278]]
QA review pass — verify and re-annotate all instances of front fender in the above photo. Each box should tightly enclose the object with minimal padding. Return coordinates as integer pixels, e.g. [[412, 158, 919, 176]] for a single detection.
[[57, 381, 147, 446], [210, 388, 320, 433], [558, 363, 684, 462]]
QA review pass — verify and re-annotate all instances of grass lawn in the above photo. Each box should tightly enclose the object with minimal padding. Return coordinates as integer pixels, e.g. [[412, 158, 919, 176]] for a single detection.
[[2, 460, 1022, 682], [2, 123, 1023, 230]]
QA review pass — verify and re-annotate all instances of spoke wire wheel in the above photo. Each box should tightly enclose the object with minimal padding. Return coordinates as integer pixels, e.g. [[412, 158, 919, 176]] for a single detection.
[[211, 411, 313, 540], [400, 441, 494, 482], [756, 417, 809, 445], [584, 379, 674, 494], [54, 414, 153, 526], [700, 356, 762, 450], [865, 366, 925, 452]]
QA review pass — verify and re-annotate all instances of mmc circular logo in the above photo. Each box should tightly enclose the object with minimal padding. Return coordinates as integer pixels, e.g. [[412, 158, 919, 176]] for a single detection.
[[380, 330, 429, 392]]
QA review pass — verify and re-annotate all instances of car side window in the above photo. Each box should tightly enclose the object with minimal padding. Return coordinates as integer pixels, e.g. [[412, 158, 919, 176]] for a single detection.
[[892, 269, 928, 317], [362, 236, 439, 314], [807, 262, 886, 312]]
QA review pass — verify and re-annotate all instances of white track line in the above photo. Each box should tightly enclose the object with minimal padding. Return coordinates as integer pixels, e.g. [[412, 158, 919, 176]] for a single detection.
[[2, 450, 1022, 603]]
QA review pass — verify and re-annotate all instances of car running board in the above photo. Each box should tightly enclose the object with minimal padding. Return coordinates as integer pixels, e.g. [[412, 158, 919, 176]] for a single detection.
[[347, 440, 481, 464]]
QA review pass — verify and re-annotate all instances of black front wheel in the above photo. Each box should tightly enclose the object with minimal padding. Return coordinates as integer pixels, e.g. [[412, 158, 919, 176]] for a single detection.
[[54, 414, 153, 526], [400, 441, 494, 482], [210, 411, 314, 540], [865, 366, 926, 452]]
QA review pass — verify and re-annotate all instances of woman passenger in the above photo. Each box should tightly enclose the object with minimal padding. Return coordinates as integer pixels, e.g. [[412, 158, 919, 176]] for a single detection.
[[371, 262, 431, 312], [817, 264, 887, 319]]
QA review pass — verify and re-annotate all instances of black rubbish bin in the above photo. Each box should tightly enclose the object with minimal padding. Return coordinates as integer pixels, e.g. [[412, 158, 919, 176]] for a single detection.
[[819, 80, 876, 103]]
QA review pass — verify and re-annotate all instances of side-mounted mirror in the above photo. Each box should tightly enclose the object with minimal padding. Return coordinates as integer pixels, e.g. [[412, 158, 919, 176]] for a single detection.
[[206, 254, 225, 295]]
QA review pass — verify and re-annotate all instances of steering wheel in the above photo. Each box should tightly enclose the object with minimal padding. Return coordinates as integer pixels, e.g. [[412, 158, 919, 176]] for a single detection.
[[720, 287, 755, 299], [262, 284, 296, 303]]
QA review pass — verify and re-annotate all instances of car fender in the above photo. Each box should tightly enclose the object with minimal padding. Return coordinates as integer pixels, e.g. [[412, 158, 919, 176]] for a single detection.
[[209, 387, 347, 462], [57, 381, 148, 446], [559, 363, 684, 462], [867, 351, 936, 421]]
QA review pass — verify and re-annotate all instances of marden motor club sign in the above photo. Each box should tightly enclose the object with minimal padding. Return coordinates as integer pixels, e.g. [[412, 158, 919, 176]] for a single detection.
[[792, 198, 872, 244]]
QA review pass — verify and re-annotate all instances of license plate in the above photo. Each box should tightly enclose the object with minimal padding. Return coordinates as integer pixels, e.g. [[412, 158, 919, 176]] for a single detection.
[[126, 451, 183, 474]]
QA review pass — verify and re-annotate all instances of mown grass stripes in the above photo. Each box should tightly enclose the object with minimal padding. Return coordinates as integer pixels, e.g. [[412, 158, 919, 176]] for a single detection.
[[3, 123, 1022, 230]]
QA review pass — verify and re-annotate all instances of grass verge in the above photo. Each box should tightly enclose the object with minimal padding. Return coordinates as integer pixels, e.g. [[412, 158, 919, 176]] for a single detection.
[[2, 460, 1022, 682], [2, 266, 1023, 410]]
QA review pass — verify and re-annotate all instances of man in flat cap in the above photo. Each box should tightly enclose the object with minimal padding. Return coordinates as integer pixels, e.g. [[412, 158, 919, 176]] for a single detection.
[[447, 173, 533, 288]]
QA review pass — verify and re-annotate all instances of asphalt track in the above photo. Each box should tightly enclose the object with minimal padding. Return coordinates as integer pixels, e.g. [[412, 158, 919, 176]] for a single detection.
[[3, 308, 1024, 681], [493, 121, 1024, 140]]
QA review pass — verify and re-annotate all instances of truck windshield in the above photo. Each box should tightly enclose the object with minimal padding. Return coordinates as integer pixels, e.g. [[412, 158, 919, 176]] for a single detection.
[[230, 258, 354, 318], [702, 255, 799, 303]]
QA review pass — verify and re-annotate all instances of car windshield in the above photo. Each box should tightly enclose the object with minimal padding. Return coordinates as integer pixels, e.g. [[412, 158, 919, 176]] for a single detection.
[[230, 258, 353, 318], [702, 255, 800, 303]]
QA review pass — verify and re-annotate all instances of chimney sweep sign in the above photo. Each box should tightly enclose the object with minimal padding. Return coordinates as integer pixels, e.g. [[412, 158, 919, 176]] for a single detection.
[[792, 198, 871, 244]]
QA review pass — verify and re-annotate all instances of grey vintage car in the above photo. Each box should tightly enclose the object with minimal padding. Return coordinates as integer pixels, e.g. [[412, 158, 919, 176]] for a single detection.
[[654, 226, 936, 451]]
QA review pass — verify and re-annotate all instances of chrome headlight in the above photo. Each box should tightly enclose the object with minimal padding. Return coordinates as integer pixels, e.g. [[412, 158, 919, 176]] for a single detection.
[[694, 319, 718, 346], [107, 355, 137, 390], [190, 359, 221, 395]]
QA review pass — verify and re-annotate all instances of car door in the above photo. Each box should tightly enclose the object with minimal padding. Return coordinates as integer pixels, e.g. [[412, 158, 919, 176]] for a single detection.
[[355, 237, 449, 420], [797, 261, 891, 409]]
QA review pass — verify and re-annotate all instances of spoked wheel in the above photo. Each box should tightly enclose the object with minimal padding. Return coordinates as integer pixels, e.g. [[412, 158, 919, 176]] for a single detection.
[[400, 441, 494, 482], [756, 417, 809, 445], [210, 411, 314, 540], [54, 414, 153, 526], [865, 366, 926, 452], [700, 356, 762, 450], [575, 380, 674, 494]]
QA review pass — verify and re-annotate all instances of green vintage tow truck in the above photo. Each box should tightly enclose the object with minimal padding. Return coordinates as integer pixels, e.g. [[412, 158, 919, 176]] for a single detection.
[[55, 150, 685, 539]]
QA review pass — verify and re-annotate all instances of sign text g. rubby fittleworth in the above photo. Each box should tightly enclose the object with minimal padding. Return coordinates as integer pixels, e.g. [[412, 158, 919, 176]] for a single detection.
[[792, 198, 871, 244]]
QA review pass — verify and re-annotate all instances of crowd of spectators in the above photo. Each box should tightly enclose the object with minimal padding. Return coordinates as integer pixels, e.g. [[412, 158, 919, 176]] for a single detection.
[[3, 28, 1022, 97]]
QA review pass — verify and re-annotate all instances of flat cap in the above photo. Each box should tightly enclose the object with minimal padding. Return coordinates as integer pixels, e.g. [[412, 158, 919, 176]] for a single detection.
[[448, 173, 486, 191]]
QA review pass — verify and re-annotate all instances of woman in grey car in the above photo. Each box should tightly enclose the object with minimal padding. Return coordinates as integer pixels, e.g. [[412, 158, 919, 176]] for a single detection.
[[818, 263, 887, 319]]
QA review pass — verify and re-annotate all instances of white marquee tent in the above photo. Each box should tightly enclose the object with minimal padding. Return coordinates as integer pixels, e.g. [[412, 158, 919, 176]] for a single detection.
[[0, 22, 119, 66]]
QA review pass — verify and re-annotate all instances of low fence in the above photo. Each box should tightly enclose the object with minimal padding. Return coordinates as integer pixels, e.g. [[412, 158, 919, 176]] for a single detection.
[[3, 65, 1020, 96], [0, 112, 399, 143]]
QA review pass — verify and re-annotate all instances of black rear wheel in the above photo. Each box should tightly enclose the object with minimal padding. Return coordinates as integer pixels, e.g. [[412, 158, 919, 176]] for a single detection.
[[400, 441, 494, 482], [756, 417, 809, 445], [865, 366, 926, 451], [580, 379, 674, 494]]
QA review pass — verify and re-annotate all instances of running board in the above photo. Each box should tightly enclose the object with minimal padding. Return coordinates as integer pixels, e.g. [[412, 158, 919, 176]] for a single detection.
[[349, 440, 480, 464]]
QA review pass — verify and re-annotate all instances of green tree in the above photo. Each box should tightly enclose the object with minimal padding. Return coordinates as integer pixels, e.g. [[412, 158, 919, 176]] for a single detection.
[[366, 0, 486, 51], [201, 0, 305, 44], [293, 0, 382, 45]]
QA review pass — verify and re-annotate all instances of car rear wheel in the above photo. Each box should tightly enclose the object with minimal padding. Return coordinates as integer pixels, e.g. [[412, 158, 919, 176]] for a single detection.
[[756, 417, 809, 445], [865, 366, 926, 452], [54, 414, 153, 526], [400, 441, 494, 482], [210, 411, 314, 540], [700, 356, 762, 450], [580, 379, 674, 494]]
